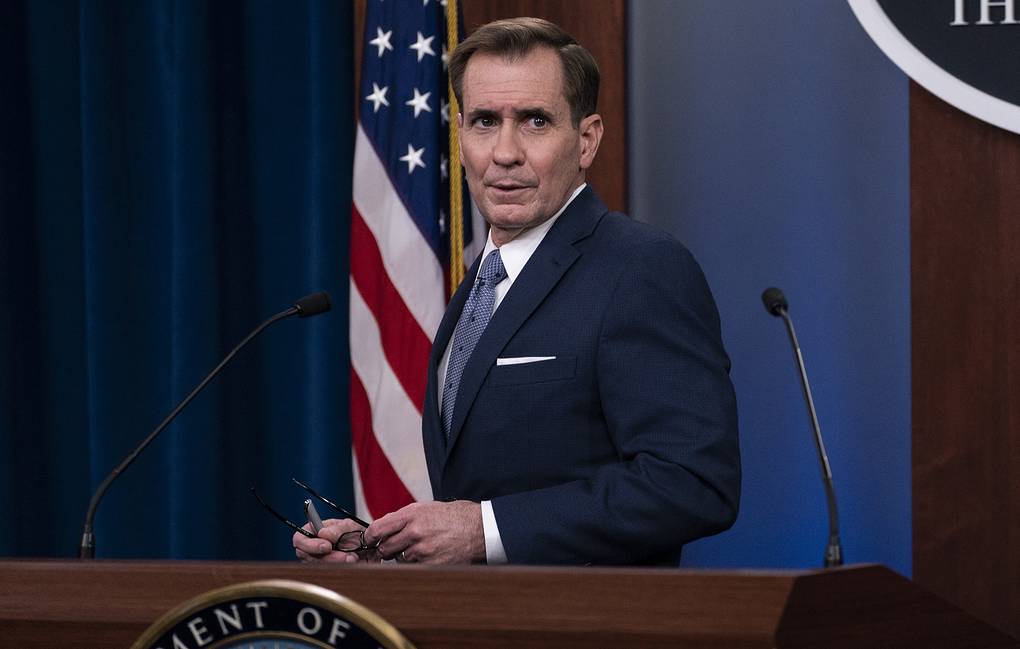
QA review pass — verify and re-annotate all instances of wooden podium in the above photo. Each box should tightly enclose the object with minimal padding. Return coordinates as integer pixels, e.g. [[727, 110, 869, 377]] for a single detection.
[[1, 560, 1016, 648]]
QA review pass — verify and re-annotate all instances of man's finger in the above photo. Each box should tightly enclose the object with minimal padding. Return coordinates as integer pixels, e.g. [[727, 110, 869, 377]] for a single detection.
[[375, 526, 420, 560], [357, 547, 384, 563], [317, 551, 360, 564], [364, 509, 410, 546], [293, 531, 319, 552], [317, 518, 366, 544], [299, 547, 362, 563], [295, 536, 333, 555]]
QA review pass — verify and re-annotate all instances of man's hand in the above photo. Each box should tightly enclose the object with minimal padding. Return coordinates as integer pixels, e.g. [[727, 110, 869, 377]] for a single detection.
[[364, 501, 485, 564], [293, 518, 378, 564]]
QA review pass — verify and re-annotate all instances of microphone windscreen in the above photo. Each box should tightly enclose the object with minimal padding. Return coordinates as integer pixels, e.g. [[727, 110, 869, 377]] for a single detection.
[[761, 287, 788, 316], [294, 291, 332, 318]]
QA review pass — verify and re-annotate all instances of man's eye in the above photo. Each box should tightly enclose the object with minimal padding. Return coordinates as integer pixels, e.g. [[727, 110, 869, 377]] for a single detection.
[[477, 117, 495, 128], [530, 116, 547, 128]]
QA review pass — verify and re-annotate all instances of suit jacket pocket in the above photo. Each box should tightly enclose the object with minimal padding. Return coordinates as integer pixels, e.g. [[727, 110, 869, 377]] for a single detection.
[[487, 355, 576, 386]]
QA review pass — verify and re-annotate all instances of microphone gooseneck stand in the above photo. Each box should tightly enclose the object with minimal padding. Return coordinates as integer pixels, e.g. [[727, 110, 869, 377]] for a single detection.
[[79, 291, 331, 559], [762, 287, 843, 568]]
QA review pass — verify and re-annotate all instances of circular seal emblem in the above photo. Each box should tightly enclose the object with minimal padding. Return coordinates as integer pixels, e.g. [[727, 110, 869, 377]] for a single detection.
[[131, 580, 416, 649], [848, 0, 1020, 134]]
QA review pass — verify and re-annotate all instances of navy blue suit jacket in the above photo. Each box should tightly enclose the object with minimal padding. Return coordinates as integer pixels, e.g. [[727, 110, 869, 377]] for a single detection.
[[422, 187, 740, 565]]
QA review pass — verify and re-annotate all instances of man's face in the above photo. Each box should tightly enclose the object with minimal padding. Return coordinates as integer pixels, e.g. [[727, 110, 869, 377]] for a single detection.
[[458, 47, 602, 245]]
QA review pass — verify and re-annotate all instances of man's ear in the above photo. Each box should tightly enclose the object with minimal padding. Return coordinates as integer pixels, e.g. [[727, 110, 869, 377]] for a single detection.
[[578, 113, 604, 170]]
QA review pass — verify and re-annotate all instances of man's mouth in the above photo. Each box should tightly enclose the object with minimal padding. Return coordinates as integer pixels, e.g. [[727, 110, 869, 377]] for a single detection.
[[488, 182, 533, 194]]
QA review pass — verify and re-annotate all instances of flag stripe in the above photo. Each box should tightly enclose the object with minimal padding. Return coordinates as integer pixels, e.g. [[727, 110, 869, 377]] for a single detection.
[[351, 205, 431, 411], [352, 453, 369, 522], [349, 278, 433, 502], [351, 367, 416, 517], [353, 126, 444, 340]]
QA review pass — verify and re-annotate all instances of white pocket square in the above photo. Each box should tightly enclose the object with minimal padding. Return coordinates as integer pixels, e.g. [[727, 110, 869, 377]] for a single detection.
[[496, 356, 556, 366]]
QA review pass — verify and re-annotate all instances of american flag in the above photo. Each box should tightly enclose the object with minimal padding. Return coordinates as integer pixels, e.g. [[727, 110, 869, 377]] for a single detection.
[[350, 0, 482, 519]]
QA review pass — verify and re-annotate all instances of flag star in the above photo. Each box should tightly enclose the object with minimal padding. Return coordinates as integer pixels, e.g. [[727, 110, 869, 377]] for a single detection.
[[399, 143, 427, 174], [441, 44, 449, 69], [409, 31, 436, 63], [440, 98, 450, 124], [440, 0, 447, 6], [422, 0, 429, 4], [440, 155, 448, 180], [405, 88, 432, 118], [439, 209, 447, 232], [365, 83, 390, 113], [369, 27, 393, 58]]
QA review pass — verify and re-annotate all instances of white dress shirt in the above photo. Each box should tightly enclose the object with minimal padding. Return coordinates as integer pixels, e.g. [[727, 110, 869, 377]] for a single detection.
[[438, 183, 587, 564]]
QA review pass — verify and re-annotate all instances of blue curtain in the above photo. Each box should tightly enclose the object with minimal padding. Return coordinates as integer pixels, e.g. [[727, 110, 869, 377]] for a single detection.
[[0, 0, 354, 560]]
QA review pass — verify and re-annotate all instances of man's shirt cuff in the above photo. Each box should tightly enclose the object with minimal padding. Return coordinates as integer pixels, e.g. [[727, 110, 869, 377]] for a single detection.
[[480, 500, 508, 564]]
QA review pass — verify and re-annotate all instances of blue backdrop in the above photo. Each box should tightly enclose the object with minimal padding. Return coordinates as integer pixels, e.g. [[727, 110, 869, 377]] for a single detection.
[[0, 0, 354, 560], [629, 1, 911, 574]]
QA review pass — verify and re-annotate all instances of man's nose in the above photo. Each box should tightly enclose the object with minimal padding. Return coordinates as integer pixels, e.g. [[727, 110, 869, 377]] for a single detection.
[[492, 124, 524, 166]]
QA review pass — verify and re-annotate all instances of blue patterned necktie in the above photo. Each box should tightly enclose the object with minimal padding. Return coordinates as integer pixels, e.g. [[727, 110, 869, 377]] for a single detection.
[[442, 249, 506, 440]]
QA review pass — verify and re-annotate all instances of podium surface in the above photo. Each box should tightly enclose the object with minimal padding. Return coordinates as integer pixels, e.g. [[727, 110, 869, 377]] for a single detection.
[[1, 560, 1016, 648]]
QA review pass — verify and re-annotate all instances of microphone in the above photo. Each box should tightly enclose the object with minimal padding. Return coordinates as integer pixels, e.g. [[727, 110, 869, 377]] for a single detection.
[[761, 287, 788, 317], [295, 291, 331, 317], [761, 287, 843, 568], [78, 291, 332, 559]]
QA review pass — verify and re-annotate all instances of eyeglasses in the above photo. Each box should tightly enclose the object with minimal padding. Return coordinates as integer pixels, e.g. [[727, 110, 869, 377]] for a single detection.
[[251, 478, 377, 553]]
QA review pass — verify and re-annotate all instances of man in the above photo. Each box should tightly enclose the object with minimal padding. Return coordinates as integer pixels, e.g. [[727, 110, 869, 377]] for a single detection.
[[295, 17, 739, 566]]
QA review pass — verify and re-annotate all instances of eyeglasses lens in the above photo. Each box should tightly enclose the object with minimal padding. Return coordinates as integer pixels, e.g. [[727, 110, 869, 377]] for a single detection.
[[335, 530, 366, 552]]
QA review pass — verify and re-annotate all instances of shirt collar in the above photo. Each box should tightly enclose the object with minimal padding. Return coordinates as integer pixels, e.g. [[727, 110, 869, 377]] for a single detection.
[[480, 183, 587, 283]]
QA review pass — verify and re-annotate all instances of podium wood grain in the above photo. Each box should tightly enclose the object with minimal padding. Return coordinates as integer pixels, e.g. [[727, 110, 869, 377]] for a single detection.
[[1, 561, 1016, 648], [910, 82, 1020, 639]]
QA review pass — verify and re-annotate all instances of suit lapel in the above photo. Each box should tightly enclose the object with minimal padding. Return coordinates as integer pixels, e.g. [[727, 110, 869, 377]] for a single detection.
[[445, 187, 608, 459]]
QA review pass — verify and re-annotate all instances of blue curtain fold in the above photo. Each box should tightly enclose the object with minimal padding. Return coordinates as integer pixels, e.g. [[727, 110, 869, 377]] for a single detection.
[[0, 0, 354, 560]]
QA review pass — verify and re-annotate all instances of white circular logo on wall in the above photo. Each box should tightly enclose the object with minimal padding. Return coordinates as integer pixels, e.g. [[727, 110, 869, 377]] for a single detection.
[[848, 0, 1020, 135]]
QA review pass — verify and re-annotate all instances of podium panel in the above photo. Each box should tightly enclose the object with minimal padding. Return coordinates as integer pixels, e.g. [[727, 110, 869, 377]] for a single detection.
[[0, 561, 1016, 648]]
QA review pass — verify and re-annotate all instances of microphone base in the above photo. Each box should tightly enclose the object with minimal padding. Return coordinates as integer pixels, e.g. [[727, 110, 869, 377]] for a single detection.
[[79, 532, 95, 560], [823, 541, 843, 568]]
